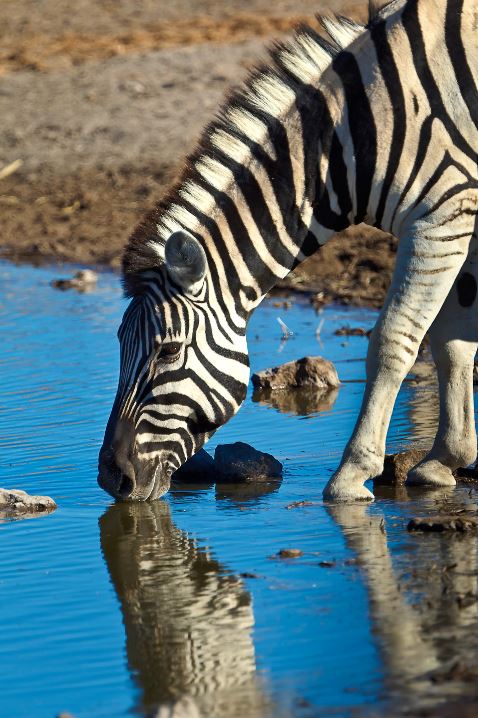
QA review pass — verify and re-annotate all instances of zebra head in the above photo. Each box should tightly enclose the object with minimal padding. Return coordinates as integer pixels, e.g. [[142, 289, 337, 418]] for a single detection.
[[98, 230, 250, 501]]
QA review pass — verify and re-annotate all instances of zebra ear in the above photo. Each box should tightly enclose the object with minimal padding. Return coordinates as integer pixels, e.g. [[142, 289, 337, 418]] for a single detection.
[[164, 231, 207, 291]]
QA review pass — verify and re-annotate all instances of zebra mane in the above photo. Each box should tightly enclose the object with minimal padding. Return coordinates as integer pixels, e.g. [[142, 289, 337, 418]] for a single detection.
[[122, 12, 367, 297]]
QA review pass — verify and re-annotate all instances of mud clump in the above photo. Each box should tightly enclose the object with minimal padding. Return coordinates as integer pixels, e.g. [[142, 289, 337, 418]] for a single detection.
[[334, 326, 371, 337], [214, 442, 283, 482], [408, 515, 478, 533], [375, 449, 428, 485], [252, 356, 340, 392], [0, 488, 57, 518]]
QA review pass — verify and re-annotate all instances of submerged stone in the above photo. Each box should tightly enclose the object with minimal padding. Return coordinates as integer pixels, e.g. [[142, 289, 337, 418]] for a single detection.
[[214, 442, 283, 482], [251, 356, 339, 391], [0, 488, 57, 517], [172, 449, 216, 482]]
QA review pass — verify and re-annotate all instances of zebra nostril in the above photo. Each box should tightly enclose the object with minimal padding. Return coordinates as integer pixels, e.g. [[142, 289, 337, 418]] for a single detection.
[[118, 473, 135, 499]]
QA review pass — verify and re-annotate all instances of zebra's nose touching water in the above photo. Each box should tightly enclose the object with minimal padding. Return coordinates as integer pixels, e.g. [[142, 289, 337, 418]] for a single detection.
[[97, 230, 250, 501], [98, 417, 172, 501]]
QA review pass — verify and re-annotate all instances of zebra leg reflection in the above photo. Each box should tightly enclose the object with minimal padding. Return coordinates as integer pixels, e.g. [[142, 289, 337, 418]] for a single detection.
[[327, 501, 439, 688]]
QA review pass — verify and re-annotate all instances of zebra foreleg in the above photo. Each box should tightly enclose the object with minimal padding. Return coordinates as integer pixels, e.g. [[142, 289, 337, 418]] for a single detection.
[[322, 312, 419, 501], [323, 224, 472, 501], [407, 255, 478, 487]]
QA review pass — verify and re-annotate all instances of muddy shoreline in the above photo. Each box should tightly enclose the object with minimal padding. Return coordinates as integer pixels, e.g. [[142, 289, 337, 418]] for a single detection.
[[0, 0, 394, 308]]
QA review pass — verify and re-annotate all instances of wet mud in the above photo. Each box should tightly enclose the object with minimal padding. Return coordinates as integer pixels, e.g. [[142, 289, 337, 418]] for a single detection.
[[0, 0, 396, 309]]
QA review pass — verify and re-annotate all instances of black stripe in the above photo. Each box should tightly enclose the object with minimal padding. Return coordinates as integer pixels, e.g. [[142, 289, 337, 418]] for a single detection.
[[391, 114, 433, 225], [211, 152, 298, 270], [313, 101, 351, 231], [333, 51, 377, 223], [371, 19, 406, 228], [445, 0, 478, 129], [402, 0, 476, 161]]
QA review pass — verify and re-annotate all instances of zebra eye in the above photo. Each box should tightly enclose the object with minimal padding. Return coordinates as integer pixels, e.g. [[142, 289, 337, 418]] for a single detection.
[[157, 341, 182, 362]]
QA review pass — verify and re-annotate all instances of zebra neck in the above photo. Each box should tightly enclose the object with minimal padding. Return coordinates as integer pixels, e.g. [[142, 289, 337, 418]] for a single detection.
[[199, 94, 347, 322]]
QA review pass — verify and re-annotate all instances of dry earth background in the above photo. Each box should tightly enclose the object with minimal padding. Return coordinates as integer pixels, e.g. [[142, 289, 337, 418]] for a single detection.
[[1, 0, 397, 306]]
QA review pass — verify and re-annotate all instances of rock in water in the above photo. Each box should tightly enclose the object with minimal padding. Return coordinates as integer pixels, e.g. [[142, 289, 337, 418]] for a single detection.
[[214, 442, 283, 482], [375, 449, 428, 485], [172, 449, 216, 482], [408, 515, 478, 532], [278, 548, 303, 558], [0, 488, 57, 518], [251, 356, 339, 391], [51, 269, 98, 292]]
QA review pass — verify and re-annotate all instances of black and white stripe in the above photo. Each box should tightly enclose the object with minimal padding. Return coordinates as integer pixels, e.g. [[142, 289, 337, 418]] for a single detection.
[[99, 0, 478, 501]]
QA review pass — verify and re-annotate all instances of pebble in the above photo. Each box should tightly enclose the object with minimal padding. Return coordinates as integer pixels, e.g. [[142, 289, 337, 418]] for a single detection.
[[51, 269, 98, 291], [278, 548, 303, 558]]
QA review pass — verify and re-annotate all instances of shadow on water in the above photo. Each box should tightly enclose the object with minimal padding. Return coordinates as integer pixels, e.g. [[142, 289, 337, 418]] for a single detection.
[[169, 474, 283, 504], [328, 485, 478, 716], [99, 500, 274, 718], [214, 476, 283, 504]]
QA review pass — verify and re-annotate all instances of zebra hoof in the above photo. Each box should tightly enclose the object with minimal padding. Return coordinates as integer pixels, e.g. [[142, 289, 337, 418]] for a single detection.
[[406, 460, 456, 487], [322, 476, 374, 502]]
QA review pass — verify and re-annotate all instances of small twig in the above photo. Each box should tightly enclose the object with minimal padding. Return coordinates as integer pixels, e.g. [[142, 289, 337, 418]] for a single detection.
[[316, 318, 325, 338], [277, 316, 293, 339]]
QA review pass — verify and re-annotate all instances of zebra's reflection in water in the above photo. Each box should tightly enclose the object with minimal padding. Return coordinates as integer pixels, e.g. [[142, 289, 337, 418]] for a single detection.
[[328, 492, 478, 714], [99, 501, 273, 718]]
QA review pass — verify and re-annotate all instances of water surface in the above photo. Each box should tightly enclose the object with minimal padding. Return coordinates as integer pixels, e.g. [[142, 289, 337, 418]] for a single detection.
[[1, 262, 478, 717]]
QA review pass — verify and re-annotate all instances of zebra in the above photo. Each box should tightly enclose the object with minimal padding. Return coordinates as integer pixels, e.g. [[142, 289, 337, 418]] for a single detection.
[[98, 0, 478, 502]]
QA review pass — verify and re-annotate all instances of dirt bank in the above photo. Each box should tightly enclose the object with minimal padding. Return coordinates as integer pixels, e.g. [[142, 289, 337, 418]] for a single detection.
[[0, 0, 395, 307]]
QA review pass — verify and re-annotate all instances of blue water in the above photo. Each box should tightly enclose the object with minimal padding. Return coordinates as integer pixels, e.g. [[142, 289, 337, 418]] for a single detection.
[[1, 261, 478, 718]]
